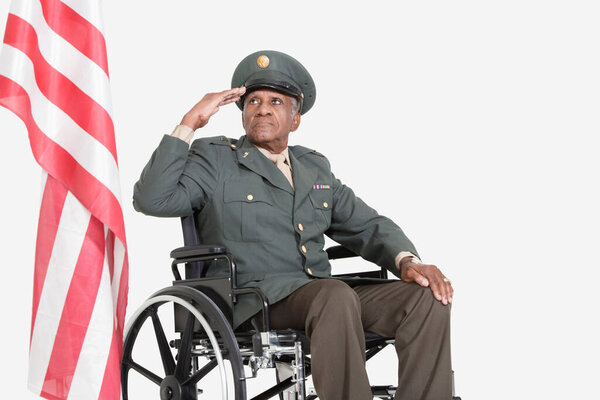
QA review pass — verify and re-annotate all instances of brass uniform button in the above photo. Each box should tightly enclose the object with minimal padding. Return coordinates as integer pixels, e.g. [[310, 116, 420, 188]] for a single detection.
[[231, 144, 237, 149], [307, 267, 313, 274], [298, 223, 304, 232], [220, 137, 228, 142], [301, 245, 307, 254], [256, 55, 270, 68], [323, 202, 329, 208], [247, 194, 254, 201]]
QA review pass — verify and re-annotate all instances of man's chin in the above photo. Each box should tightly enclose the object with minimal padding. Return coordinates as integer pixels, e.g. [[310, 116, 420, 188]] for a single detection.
[[248, 129, 276, 143]]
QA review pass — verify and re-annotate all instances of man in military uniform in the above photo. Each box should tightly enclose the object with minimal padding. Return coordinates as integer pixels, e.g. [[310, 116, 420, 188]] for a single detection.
[[134, 50, 454, 400]]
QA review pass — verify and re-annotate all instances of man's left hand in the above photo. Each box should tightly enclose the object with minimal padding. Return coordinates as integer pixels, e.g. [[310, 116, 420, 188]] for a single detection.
[[400, 258, 453, 305]]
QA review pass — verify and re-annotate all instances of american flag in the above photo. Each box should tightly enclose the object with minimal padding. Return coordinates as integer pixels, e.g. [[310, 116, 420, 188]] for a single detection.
[[0, 1, 128, 399]]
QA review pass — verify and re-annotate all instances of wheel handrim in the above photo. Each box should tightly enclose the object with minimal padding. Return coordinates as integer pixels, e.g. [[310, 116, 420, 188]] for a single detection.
[[124, 294, 229, 398], [121, 283, 250, 400]]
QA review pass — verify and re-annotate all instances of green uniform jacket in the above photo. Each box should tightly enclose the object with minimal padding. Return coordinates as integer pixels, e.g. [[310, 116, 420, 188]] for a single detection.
[[133, 134, 418, 328]]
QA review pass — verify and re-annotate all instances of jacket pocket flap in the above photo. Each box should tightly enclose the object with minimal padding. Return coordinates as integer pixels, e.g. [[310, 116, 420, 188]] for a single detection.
[[224, 181, 273, 205], [308, 190, 332, 210]]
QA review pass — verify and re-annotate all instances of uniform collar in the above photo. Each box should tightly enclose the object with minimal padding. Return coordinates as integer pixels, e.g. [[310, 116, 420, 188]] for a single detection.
[[254, 146, 292, 170], [235, 136, 294, 194]]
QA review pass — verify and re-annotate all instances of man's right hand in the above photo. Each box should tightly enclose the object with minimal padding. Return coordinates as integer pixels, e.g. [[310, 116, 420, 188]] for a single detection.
[[180, 87, 246, 131]]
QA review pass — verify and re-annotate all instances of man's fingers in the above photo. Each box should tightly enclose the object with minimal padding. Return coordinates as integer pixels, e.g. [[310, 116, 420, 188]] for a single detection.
[[404, 267, 429, 287], [409, 263, 453, 306], [219, 87, 246, 100], [182, 87, 247, 130], [219, 96, 242, 107], [217, 88, 245, 107], [445, 278, 454, 303], [429, 277, 445, 304]]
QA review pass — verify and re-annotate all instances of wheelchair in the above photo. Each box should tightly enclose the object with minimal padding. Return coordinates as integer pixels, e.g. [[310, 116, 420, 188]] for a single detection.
[[121, 215, 462, 400]]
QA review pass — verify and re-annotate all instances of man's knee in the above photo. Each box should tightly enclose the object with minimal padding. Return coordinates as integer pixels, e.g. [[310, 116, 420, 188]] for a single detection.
[[402, 285, 451, 340], [370, 282, 450, 333]]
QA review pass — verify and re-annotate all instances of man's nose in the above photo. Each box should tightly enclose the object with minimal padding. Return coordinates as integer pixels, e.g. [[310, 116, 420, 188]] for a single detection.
[[256, 102, 272, 115]]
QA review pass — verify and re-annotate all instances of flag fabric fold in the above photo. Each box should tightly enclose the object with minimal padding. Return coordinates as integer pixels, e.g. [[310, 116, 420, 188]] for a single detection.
[[0, 1, 128, 399]]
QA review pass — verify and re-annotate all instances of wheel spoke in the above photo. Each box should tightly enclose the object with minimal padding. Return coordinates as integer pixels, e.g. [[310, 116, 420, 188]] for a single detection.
[[127, 360, 163, 385], [174, 311, 195, 379], [150, 306, 176, 375], [182, 358, 218, 386]]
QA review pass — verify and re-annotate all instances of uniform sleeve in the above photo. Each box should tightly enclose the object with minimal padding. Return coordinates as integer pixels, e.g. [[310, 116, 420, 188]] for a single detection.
[[327, 173, 419, 275], [133, 135, 219, 217]]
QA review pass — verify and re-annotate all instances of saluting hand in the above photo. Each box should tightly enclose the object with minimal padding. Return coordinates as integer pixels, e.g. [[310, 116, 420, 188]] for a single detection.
[[181, 87, 246, 131], [400, 258, 454, 306]]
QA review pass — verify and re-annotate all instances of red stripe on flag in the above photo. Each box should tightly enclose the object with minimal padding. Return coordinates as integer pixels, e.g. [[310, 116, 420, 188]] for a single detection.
[[116, 254, 129, 335], [31, 176, 68, 343], [0, 75, 126, 244], [3, 14, 118, 162], [98, 328, 121, 400], [39, 0, 109, 76], [40, 215, 105, 398], [106, 230, 115, 282]]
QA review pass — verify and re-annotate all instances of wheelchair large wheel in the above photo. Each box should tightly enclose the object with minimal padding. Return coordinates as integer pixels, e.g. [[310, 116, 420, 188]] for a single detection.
[[121, 286, 247, 400]]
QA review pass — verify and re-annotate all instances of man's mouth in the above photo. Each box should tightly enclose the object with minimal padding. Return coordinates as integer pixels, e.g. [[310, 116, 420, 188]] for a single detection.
[[252, 120, 274, 128]]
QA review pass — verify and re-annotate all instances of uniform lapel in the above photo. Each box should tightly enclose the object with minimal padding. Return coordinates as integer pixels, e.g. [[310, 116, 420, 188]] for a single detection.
[[235, 136, 294, 195], [289, 148, 318, 205]]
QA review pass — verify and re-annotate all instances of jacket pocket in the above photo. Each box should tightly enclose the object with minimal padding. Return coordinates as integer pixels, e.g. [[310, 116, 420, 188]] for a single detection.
[[223, 180, 274, 242], [308, 190, 332, 229]]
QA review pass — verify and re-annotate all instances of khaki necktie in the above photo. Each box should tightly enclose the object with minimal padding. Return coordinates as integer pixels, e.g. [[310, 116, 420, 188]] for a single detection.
[[267, 153, 294, 189]]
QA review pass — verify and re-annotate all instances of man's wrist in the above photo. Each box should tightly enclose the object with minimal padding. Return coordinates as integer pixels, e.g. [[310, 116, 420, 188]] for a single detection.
[[171, 124, 195, 144], [395, 251, 421, 270]]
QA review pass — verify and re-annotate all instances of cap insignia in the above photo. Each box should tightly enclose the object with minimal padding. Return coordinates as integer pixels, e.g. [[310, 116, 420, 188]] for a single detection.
[[256, 55, 270, 69]]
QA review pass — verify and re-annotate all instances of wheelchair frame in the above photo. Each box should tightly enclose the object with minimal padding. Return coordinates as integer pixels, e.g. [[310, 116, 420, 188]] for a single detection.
[[121, 215, 461, 400]]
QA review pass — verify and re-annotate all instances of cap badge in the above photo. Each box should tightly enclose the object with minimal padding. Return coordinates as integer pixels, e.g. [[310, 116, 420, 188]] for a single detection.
[[256, 55, 270, 69]]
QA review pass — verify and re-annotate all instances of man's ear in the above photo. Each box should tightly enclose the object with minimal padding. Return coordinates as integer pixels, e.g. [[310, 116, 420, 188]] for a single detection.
[[290, 112, 301, 132]]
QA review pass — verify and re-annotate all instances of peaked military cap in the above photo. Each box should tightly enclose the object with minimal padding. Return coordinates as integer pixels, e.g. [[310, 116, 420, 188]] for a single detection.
[[231, 50, 316, 115]]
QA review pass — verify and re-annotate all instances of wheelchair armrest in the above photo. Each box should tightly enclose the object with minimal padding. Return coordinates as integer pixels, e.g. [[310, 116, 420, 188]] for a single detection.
[[333, 270, 388, 279], [170, 245, 231, 282], [170, 244, 227, 260], [326, 245, 358, 260], [328, 245, 389, 279]]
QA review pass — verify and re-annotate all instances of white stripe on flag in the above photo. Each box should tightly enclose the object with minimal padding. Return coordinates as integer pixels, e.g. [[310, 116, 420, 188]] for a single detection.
[[28, 190, 92, 394], [67, 249, 113, 400], [0, 44, 122, 201], [9, 0, 113, 113], [59, 0, 105, 33]]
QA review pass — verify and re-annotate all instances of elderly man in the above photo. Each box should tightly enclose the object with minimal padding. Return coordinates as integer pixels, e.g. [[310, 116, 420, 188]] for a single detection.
[[134, 50, 454, 400]]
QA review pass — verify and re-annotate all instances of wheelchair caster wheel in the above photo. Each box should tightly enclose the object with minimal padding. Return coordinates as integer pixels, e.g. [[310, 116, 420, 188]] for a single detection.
[[121, 286, 247, 399]]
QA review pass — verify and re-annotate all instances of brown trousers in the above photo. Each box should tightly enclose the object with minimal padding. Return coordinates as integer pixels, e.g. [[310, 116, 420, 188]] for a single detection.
[[265, 279, 452, 400]]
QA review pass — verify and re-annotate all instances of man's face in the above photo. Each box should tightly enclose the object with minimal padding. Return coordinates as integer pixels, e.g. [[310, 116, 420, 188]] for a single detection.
[[242, 89, 301, 152]]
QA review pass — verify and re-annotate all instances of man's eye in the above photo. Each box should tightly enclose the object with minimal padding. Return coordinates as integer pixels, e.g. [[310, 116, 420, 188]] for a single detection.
[[271, 98, 282, 105], [249, 99, 258, 104]]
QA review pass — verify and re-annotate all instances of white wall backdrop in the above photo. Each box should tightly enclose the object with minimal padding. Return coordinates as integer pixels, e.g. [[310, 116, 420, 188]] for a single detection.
[[1, 1, 599, 399]]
